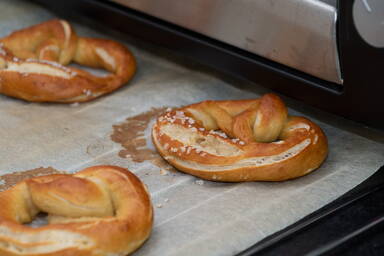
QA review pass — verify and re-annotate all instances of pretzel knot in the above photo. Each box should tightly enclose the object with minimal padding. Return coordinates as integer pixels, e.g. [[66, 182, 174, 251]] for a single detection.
[[152, 93, 328, 181], [0, 19, 136, 102], [0, 166, 153, 256]]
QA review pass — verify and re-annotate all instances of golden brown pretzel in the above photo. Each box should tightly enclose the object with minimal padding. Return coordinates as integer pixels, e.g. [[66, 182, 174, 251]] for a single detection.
[[152, 93, 328, 181], [0, 19, 136, 102], [0, 165, 153, 256]]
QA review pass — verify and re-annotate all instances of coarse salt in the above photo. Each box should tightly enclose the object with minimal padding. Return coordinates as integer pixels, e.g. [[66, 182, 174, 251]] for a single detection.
[[83, 89, 92, 96]]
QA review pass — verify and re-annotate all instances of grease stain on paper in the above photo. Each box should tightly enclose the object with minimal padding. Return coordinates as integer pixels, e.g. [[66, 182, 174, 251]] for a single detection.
[[0, 167, 61, 191], [111, 107, 176, 171]]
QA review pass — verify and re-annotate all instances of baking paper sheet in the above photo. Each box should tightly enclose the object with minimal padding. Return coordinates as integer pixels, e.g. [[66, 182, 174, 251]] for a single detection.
[[1, 1, 384, 255]]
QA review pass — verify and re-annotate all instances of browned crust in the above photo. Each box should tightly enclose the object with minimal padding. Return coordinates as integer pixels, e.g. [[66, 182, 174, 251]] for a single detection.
[[0, 19, 136, 103], [152, 94, 328, 182], [0, 165, 153, 256]]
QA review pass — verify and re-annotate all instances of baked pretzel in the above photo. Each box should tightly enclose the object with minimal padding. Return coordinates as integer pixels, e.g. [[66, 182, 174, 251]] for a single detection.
[[0, 19, 136, 102], [152, 93, 328, 181], [0, 165, 153, 256]]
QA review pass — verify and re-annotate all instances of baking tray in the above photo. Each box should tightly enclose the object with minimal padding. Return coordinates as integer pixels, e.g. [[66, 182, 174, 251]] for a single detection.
[[1, 0, 384, 255]]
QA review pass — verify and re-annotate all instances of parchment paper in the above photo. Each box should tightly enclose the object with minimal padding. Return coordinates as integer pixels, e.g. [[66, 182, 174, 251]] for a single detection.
[[0, 1, 383, 255]]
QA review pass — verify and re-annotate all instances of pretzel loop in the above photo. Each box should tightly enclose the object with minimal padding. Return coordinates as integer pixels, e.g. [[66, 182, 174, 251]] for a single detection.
[[0, 19, 136, 102], [152, 93, 328, 181], [0, 166, 153, 256]]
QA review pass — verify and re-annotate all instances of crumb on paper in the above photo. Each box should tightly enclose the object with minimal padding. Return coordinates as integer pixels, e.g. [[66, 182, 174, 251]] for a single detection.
[[164, 198, 169, 203], [160, 169, 169, 176], [70, 102, 80, 107], [195, 179, 204, 185], [156, 203, 163, 208]]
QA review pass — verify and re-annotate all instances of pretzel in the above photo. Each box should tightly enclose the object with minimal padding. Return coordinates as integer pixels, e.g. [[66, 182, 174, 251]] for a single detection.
[[0, 19, 136, 102], [152, 93, 328, 181], [0, 165, 153, 256]]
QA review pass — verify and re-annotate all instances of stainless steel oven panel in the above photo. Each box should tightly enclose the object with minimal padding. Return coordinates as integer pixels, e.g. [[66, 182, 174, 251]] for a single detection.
[[111, 0, 343, 84]]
